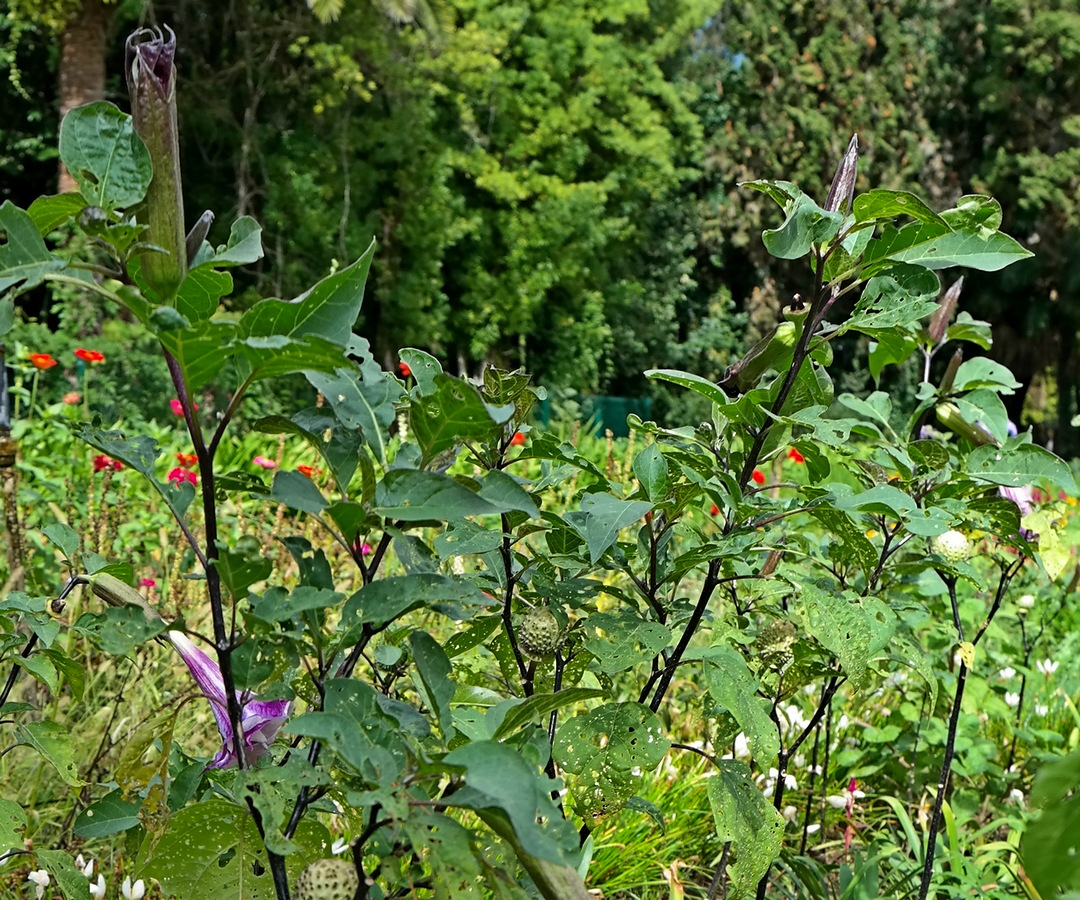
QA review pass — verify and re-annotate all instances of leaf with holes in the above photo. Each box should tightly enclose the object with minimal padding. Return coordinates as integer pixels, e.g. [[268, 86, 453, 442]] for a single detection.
[[795, 584, 895, 687], [701, 646, 779, 763], [707, 760, 784, 898], [582, 610, 671, 674], [553, 702, 669, 823]]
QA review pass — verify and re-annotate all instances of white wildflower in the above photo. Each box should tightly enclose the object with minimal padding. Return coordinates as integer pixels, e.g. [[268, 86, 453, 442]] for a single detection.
[[122, 876, 146, 900], [998, 667, 1016, 680], [1005, 692, 1021, 707], [27, 871, 50, 900], [1036, 658, 1059, 676], [89, 874, 107, 899]]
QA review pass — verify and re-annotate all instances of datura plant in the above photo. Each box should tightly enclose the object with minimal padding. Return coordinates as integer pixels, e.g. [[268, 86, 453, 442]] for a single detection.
[[0, 27, 1074, 900]]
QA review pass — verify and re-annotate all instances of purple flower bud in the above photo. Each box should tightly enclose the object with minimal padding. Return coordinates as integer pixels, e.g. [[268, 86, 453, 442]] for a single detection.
[[126, 26, 187, 299]]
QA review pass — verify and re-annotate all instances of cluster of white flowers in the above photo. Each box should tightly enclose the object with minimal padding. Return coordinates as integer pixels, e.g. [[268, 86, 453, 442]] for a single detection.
[[29, 856, 147, 900]]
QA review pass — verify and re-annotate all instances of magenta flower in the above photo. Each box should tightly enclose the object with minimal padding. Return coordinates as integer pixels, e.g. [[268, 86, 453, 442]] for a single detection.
[[252, 455, 278, 469], [167, 631, 291, 769], [1000, 485, 1036, 516]]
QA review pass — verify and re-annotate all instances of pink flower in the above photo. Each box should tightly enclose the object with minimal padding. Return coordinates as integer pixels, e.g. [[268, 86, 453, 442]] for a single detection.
[[168, 467, 197, 485], [170, 398, 200, 416], [140, 577, 157, 588], [252, 456, 277, 469], [93, 454, 122, 472], [361, 543, 373, 556], [62, 391, 82, 405]]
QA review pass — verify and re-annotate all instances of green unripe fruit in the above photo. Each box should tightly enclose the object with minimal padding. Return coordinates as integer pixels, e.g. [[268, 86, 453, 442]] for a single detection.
[[518, 607, 563, 660], [294, 858, 359, 900], [933, 530, 971, 563]]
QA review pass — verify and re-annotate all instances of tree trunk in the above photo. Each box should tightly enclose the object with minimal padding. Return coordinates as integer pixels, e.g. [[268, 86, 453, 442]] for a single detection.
[[58, 0, 109, 193]]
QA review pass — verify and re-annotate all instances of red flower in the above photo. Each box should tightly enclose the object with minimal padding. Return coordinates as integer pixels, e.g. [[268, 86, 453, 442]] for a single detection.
[[752, 469, 766, 485], [28, 353, 57, 370], [398, 361, 411, 378], [74, 348, 106, 364], [175, 453, 198, 469], [787, 447, 805, 464], [140, 577, 157, 588], [170, 398, 200, 417], [510, 431, 526, 446], [93, 454, 122, 472], [710, 503, 720, 516], [297, 464, 322, 478], [168, 467, 197, 485]]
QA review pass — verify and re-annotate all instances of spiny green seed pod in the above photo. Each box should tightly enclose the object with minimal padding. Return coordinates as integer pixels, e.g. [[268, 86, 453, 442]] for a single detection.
[[933, 530, 972, 564], [294, 858, 360, 900], [754, 619, 798, 669], [518, 607, 563, 660]]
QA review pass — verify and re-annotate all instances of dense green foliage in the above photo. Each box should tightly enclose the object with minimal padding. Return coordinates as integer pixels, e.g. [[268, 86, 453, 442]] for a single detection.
[[5, 35, 1080, 899]]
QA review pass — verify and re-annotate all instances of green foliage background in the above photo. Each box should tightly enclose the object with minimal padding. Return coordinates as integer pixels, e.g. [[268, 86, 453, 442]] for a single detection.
[[6, 0, 1080, 441]]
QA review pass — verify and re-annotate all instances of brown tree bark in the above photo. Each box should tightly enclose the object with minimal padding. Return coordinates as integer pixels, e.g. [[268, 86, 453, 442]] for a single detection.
[[58, 0, 109, 193]]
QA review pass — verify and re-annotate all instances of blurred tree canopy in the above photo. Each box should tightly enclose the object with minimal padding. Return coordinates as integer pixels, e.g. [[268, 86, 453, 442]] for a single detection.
[[5, 0, 1080, 447]]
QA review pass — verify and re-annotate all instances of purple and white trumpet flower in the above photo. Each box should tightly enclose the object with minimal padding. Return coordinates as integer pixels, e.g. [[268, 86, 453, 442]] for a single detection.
[[167, 631, 291, 769]]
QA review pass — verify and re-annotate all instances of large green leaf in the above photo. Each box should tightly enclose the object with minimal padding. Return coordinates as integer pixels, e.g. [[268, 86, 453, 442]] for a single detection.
[[968, 441, 1073, 490], [411, 374, 513, 464], [645, 368, 729, 406], [582, 610, 671, 674], [340, 573, 494, 632], [863, 220, 1031, 272], [73, 789, 141, 839], [707, 760, 784, 898], [0, 201, 67, 296], [374, 470, 504, 521], [137, 800, 328, 900], [410, 631, 455, 738], [0, 799, 26, 855], [795, 584, 894, 687], [1022, 748, 1080, 897], [240, 239, 374, 347], [553, 702, 670, 823], [18, 721, 83, 786], [156, 320, 238, 390], [845, 263, 941, 333], [701, 646, 779, 763], [852, 189, 949, 228], [444, 740, 580, 863], [571, 493, 653, 563], [27, 192, 88, 234], [58, 101, 151, 211], [36, 849, 91, 900]]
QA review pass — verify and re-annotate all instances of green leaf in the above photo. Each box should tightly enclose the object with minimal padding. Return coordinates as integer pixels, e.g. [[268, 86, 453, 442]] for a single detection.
[[940, 194, 1003, 237], [411, 374, 513, 464], [137, 800, 329, 900], [707, 760, 784, 897], [833, 483, 918, 519], [73, 607, 168, 656], [846, 263, 942, 332], [1023, 748, 1080, 896], [0, 798, 26, 854], [492, 689, 607, 740], [58, 101, 151, 210], [374, 469, 503, 521], [27, 192, 88, 234], [155, 320, 237, 390], [235, 757, 331, 856], [573, 493, 653, 563], [702, 646, 779, 763], [645, 368, 729, 406], [582, 610, 671, 674], [399, 347, 443, 393], [852, 189, 949, 228], [795, 584, 894, 687], [633, 445, 669, 501], [340, 574, 494, 632], [759, 192, 843, 259], [175, 265, 233, 323], [14, 653, 58, 694], [214, 540, 274, 601], [445, 740, 580, 863], [410, 631, 455, 737], [241, 239, 374, 348], [868, 332, 919, 382], [255, 409, 364, 493], [968, 441, 1073, 490], [864, 220, 1032, 272], [36, 849, 91, 900], [307, 349, 402, 464], [74, 789, 142, 839], [0, 201, 67, 296], [18, 721, 83, 786], [269, 469, 328, 514], [553, 702, 670, 823], [477, 470, 539, 518], [952, 357, 1021, 394], [42, 522, 80, 559], [946, 312, 993, 350], [204, 216, 264, 267]]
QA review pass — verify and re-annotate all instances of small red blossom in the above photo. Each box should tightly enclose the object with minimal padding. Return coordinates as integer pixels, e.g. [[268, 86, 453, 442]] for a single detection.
[[297, 464, 322, 478], [93, 454, 122, 472], [74, 348, 106, 364], [62, 391, 82, 405], [510, 431, 526, 446], [28, 353, 57, 370], [710, 503, 720, 516], [140, 577, 157, 588], [752, 469, 766, 486], [168, 467, 197, 485], [170, 398, 200, 417], [252, 455, 278, 470], [787, 447, 805, 464], [361, 543, 373, 556], [398, 361, 411, 378], [175, 453, 198, 469]]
